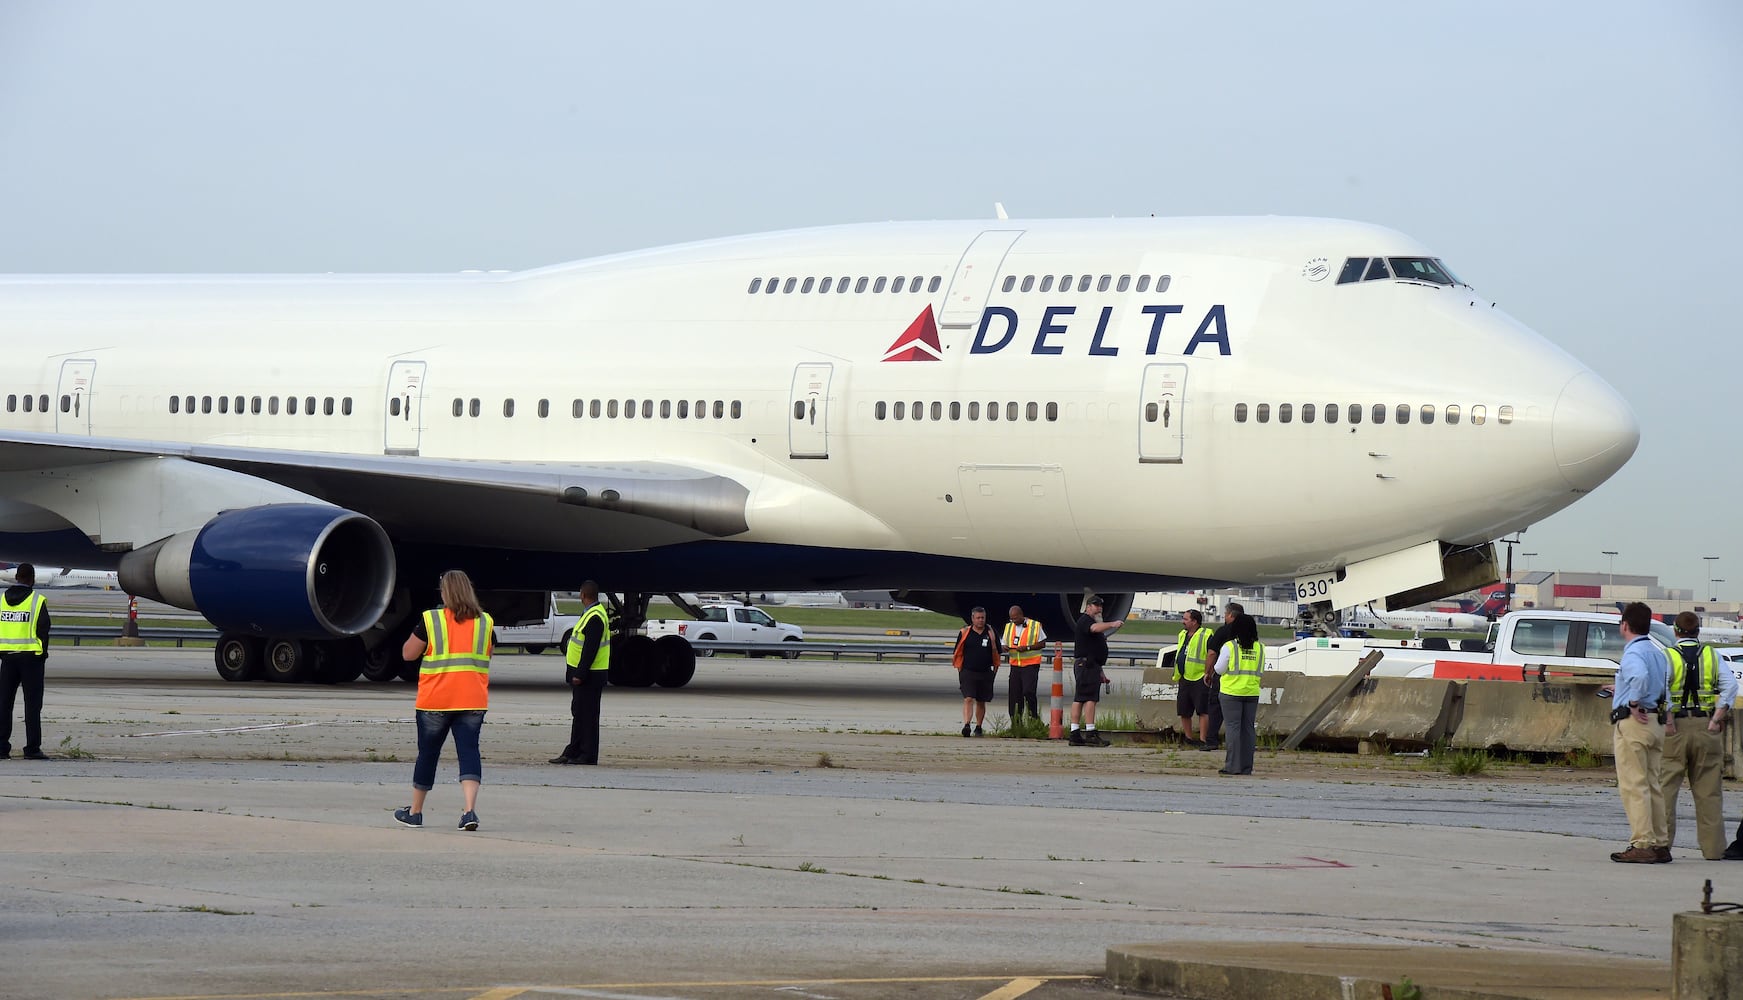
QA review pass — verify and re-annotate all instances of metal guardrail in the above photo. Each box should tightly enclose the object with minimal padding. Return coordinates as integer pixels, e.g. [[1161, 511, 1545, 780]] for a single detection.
[[56, 624, 1162, 666]]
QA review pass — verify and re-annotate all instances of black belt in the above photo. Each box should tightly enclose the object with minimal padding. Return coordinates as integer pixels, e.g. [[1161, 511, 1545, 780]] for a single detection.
[[1673, 709, 1710, 718]]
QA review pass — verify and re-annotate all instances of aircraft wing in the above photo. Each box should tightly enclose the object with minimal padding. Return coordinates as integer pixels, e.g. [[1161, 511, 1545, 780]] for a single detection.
[[0, 430, 751, 551]]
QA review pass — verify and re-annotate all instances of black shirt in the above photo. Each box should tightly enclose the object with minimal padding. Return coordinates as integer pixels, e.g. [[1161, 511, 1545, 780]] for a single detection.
[[955, 626, 999, 672], [1073, 613, 1108, 662], [1205, 620, 1236, 660]]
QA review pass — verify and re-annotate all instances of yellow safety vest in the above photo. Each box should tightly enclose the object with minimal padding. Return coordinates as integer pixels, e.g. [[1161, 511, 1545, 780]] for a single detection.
[[415, 607, 493, 711], [1667, 641, 1721, 713], [1002, 620, 1044, 667], [565, 603, 612, 671], [1175, 627, 1211, 682], [1222, 642, 1265, 698], [0, 591, 45, 656]]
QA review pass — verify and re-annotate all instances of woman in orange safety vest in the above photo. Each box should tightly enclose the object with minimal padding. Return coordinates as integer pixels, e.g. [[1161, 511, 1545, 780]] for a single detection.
[[393, 570, 494, 831]]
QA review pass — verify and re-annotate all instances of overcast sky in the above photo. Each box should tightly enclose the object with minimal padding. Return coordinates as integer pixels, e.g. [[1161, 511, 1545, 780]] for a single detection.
[[1, 1, 1738, 602]]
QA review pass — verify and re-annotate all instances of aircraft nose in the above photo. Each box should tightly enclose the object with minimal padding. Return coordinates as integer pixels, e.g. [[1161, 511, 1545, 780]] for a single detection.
[[1553, 371, 1639, 491]]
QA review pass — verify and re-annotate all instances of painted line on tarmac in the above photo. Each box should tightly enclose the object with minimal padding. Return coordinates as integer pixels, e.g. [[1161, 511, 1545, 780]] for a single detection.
[[976, 979, 1046, 1000], [118, 973, 1095, 1000], [123, 721, 385, 738]]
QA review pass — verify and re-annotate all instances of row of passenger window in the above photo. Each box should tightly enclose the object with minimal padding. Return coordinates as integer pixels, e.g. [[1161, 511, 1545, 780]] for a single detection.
[[1234, 402, 1514, 426], [442, 397, 744, 420], [1000, 273, 1171, 295], [874, 399, 1060, 423], [169, 395, 354, 416], [6, 394, 52, 413], [747, 275, 943, 295]]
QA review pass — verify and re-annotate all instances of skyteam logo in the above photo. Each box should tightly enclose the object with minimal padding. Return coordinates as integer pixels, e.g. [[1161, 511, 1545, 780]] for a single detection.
[[882, 305, 942, 362]]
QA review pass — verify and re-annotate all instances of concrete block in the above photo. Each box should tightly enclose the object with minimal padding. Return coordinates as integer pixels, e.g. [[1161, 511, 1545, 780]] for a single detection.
[[1452, 680, 1612, 754], [1314, 677, 1462, 749], [1672, 911, 1743, 1000], [114, 636, 146, 647]]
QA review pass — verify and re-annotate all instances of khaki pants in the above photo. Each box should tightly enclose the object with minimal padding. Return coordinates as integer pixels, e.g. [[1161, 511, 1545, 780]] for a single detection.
[[1613, 715, 1666, 849], [1661, 719, 1727, 859]]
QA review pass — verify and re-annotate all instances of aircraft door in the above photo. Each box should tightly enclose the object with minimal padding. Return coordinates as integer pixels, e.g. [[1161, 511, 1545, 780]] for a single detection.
[[789, 362, 832, 459], [939, 230, 1024, 329], [1138, 363, 1186, 463], [384, 360, 426, 456], [55, 359, 97, 434]]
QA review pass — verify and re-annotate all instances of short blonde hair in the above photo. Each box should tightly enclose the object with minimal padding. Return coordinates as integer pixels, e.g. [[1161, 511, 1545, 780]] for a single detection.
[[439, 570, 483, 621]]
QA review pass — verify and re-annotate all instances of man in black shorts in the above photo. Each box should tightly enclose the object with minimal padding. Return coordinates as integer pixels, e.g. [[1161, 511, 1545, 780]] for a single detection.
[[1070, 596, 1123, 746], [951, 607, 1001, 737]]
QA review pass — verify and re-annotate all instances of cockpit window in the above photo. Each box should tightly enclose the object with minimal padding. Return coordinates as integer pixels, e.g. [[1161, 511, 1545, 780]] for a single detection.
[[1363, 258, 1391, 281], [1389, 257, 1457, 285], [1337, 258, 1367, 284]]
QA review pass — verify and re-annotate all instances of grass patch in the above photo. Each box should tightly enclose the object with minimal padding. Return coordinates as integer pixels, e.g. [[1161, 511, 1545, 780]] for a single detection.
[[1559, 745, 1603, 768], [57, 735, 94, 759], [814, 752, 838, 768], [1446, 749, 1489, 776], [796, 861, 828, 874], [989, 713, 1051, 739]]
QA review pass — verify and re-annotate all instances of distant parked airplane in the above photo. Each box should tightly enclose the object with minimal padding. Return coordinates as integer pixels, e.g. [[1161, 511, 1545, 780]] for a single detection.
[[0, 562, 119, 589]]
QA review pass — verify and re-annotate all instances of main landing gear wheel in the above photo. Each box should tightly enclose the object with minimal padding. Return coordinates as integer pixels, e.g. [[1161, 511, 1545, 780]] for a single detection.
[[214, 634, 265, 682], [312, 638, 366, 684], [362, 641, 402, 682], [652, 634, 696, 688], [262, 638, 314, 683], [609, 633, 659, 687]]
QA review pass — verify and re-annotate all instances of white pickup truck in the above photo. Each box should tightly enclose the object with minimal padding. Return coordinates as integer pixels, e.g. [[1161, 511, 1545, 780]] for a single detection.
[[1265, 609, 1740, 683], [645, 604, 804, 658], [492, 599, 581, 655]]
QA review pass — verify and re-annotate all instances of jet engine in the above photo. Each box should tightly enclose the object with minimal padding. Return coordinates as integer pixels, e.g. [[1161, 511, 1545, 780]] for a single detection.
[[118, 503, 395, 638], [894, 590, 1135, 639]]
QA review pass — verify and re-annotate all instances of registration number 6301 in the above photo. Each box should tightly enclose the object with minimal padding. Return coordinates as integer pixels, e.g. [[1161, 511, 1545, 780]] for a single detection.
[[1294, 573, 1337, 602]]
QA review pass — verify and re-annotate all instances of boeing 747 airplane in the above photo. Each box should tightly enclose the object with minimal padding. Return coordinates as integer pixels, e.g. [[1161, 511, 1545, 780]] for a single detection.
[[0, 217, 1639, 685]]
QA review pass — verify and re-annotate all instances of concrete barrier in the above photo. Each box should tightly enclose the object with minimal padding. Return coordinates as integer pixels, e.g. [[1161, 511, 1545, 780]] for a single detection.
[[1138, 667, 1288, 735], [1254, 675, 1460, 749], [1450, 680, 1612, 754]]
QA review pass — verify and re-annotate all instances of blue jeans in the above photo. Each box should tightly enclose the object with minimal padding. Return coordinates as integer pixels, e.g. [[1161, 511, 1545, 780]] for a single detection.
[[412, 709, 485, 791]]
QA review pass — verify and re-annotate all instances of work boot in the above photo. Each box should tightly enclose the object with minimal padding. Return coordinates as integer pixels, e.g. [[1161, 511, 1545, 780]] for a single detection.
[[961, 724, 972, 738], [1610, 845, 1657, 863], [1654, 847, 1673, 863]]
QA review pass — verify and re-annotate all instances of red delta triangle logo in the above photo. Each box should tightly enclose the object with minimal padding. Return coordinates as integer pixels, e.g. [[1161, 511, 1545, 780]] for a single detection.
[[882, 305, 942, 362]]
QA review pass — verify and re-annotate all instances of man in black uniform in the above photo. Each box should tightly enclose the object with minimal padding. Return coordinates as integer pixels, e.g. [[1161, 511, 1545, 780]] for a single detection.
[[951, 607, 1000, 737], [0, 563, 52, 760], [551, 581, 610, 765], [1197, 602, 1243, 752], [1070, 596, 1123, 746]]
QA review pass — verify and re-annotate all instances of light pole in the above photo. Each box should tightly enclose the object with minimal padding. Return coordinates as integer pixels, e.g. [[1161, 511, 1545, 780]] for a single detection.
[[1601, 551, 1618, 593], [1704, 556, 1719, 602]]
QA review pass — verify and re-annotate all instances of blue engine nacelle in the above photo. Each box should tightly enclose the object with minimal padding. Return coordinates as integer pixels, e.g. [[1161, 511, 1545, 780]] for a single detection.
[[118, 504, 396, 638]]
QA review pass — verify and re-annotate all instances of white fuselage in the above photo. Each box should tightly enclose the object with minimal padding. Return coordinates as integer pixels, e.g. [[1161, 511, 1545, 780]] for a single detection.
[[0, 217, 1638, 595]]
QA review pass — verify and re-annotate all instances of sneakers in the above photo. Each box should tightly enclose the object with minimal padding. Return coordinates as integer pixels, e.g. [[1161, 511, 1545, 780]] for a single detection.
[[1610, 845, 1657, 863], [1068, 730, 1086, 746], [1654, 847, 1672, 864], [972, 726, 984, 737], [1198, 742, 1221, 752], [393, 807, 423, 828], [1084, 731, 1111, 747], [961, 724, 972, 737], [459, 810, 479, 831], [548, 754, 573, 764], [23, 749, 48, 760]]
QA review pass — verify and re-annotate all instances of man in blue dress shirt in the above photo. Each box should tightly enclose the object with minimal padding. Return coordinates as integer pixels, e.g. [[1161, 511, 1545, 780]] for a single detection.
[[1604, 602, 1671, 863]]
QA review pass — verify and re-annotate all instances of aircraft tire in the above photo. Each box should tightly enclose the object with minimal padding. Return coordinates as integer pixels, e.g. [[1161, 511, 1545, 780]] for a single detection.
[[214, 634, 265, 682], [313, 639, 366, 684], [262, 638, 314, 684], [361, 643, 401, 682], [608, 633, 659, 687], [652, 634, 696, 688]]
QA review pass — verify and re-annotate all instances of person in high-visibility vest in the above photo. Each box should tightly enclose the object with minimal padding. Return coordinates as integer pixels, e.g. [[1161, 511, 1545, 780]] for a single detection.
[[1211, 612, 1264, 775], [1173, 609, 1213, 746], [394, 570, 494, 831], [551, 580, 612, 765], [1001, 605, 1047, 724], [0, 563, 52, 760], [1657, 612, 1736, 860]]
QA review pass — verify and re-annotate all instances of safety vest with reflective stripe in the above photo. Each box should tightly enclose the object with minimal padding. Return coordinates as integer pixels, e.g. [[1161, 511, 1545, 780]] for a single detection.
[[0, 591, 45, 656], [565, 603, 612, 671], [1002, 620, 1045, 667], [1175, 627, 1211, 682], [1668, 641, 1721, 713], [415, 607, 493, 711], [1222, 642, 1265, 698]]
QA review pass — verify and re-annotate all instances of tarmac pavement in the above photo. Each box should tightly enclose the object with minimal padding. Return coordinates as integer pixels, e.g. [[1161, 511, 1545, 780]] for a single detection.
[[1, 648, 1732, 999]]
